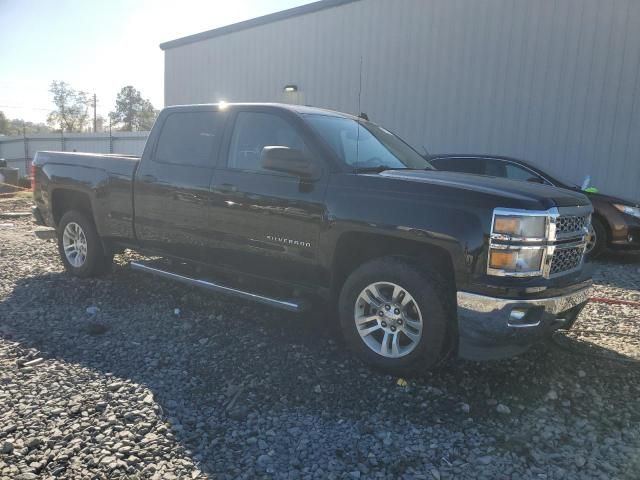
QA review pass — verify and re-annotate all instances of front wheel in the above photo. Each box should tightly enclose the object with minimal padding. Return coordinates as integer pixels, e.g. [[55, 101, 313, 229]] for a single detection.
[[57, 210, 113, 277], [338, 257, 452, 375]]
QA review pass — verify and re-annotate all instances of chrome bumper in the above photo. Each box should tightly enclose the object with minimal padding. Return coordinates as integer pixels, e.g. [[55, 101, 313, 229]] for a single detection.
[[457, 286, 591, 360]]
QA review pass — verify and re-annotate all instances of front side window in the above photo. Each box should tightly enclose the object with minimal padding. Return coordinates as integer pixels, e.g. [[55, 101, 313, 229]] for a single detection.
[[227, 112, 308, 172], [304, 114, 431, 170], [155, 111, 224, 166]]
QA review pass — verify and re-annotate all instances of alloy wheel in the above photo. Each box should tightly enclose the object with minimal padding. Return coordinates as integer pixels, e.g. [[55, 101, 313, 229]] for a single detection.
[[62, 222, 88, 268], [354, 282, 423, 358]]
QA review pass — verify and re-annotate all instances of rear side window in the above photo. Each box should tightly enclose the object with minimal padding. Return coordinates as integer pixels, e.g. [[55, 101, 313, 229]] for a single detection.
[[154, 111, 224, 166], [227, 112, 308, 172], [431, 157, 485, 175]]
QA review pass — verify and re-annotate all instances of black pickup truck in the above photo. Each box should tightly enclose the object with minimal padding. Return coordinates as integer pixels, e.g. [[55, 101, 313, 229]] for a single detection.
[[33, 103, 593, 373]]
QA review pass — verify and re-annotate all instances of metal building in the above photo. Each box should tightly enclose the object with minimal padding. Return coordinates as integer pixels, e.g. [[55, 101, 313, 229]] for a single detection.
[[161, 0, 640, 200]]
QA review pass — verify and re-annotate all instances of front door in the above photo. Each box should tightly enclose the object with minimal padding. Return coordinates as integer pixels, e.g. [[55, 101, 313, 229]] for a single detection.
[[208, 107, 329, 287]]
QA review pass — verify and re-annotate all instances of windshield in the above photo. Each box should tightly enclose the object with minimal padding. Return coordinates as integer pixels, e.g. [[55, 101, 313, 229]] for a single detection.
[[542, 167, 580, 189], [304, 114, 433, 170]]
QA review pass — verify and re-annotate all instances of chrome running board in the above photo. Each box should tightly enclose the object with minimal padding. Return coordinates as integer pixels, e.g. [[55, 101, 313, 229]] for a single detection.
[[130, 261, 305, 312]]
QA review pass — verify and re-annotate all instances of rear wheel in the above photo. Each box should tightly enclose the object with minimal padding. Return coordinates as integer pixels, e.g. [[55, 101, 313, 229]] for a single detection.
[[338, 257, 452, 375], [57, 210, 113, 277]]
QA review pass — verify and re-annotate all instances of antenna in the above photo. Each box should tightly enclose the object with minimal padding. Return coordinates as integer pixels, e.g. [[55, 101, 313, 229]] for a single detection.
[[355, 55, 363, 171]]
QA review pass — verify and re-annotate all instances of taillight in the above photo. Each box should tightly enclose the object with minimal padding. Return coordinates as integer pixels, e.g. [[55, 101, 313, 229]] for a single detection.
[[31, 163, 36, 191]]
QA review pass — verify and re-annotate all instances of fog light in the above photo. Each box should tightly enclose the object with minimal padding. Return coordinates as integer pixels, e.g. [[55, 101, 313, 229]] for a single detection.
[[507, 308, 542, 328], [509, 309, 527, 322]]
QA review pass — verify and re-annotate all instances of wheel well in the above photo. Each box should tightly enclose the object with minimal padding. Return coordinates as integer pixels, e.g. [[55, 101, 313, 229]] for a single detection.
[[51, 189, 93, 226], [592, 213, 610, 244], [332, 232, 455, 295]]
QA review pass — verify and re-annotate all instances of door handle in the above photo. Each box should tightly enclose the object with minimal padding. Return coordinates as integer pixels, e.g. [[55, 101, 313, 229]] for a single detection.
[[138, 174, 157, 183], [214, 183, 238, 193]]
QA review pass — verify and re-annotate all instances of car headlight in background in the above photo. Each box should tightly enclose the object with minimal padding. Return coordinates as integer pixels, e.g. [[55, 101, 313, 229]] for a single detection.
[[613, 204, 640, 219], [488, 247, 544, 274], [492, 214, 547, 238]]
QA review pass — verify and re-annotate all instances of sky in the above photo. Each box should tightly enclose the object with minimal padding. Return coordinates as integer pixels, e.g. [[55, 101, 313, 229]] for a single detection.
[[0, 0, 308, 124]]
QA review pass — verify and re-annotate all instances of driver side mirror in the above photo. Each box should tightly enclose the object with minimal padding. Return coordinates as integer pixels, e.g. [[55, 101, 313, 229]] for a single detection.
[[260, 146, 319, 179]]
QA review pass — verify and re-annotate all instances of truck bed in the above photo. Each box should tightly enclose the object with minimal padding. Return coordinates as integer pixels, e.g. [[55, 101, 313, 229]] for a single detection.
[[34, 151, 140, 175], [32, 151, 141, 242]]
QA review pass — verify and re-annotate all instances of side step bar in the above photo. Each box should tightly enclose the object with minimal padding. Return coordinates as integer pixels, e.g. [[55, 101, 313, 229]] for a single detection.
[[130, 261, 305, 312]]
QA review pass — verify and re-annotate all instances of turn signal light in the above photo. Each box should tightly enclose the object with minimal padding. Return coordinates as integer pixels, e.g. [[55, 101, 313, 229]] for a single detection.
[[489, 250, 516, 269], [494, 217, 520, 235], [488, 247, 544, 274]]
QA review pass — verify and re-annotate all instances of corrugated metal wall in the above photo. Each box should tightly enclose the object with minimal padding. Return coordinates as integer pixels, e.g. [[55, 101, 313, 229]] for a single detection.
[[164, 0, 640, 200], [0, 132, 149, 176]]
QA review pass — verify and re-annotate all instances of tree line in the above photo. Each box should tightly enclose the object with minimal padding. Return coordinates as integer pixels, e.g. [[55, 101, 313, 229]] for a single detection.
[[0, 81, 158, 136]]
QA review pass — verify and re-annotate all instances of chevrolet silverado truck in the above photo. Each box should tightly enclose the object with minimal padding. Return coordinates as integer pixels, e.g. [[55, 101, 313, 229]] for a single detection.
[[32, 103, 593, 373]]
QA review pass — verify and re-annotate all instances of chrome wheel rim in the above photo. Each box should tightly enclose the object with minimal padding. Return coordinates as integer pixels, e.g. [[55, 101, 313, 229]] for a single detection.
[[62, 222, 87, 268], [354, 282, 423, 358]]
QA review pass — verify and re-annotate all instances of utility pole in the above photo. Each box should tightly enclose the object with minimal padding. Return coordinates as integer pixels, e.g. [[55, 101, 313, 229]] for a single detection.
[[93, 93, 97, 133], [23, 125, 28, 175], [108, 116, 113, 153]]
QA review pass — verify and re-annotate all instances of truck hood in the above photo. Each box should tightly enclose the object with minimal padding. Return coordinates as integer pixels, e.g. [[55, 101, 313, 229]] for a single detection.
[[377, 170, 591, 209]]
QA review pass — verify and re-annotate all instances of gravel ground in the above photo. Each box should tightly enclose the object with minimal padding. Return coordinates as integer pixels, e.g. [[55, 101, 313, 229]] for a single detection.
[[1, 196, 639, 480]]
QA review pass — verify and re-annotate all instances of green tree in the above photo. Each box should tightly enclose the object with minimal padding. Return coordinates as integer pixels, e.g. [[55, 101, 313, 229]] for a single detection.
[[46, 81, 90, 132], [0, 111, 9, 135], [109, 86, 157, 132], [0, 112, 49, 136]]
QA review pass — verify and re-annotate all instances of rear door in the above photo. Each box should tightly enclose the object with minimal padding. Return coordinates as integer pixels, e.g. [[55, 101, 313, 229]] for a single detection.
[[134, 107, 227, 261], [207, 107, 329, 287]]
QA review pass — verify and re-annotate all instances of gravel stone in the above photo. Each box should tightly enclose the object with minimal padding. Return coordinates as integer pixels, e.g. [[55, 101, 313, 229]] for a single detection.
[[1, 196, 639, 479]]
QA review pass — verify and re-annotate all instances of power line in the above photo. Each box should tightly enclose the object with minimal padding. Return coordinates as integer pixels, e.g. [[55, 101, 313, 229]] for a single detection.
[[0, 105, 52, 111]]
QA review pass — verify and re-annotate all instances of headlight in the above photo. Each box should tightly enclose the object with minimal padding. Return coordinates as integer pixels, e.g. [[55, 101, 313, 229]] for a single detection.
[[488, 247, 544, 275], [492, 214, 546, 239], [613, 204, 640, 219]]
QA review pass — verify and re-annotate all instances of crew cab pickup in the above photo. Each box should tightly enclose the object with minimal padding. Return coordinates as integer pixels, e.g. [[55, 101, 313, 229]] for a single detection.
[[32, 103, 593, 373]]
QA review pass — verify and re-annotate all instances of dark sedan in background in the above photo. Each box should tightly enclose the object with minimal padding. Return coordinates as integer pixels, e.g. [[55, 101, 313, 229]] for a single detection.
[[428, 154, 640, 258]]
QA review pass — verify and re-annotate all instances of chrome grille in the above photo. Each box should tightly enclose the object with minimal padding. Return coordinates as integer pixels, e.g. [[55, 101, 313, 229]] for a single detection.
[[556, 214, 590, 236], [549, 246, 584, 276]]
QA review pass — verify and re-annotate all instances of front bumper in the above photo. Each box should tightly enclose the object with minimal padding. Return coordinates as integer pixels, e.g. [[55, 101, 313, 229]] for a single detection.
[[610, 225, 640, 250], [457, 284, 591, 360]]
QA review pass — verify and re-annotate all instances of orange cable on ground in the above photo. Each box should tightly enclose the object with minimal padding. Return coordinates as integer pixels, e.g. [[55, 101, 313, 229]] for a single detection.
[[0, 181, 32, 197], [589, 296, 640, 308]]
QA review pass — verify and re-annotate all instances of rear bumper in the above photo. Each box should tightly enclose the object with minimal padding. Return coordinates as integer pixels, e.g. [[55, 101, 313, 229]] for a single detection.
[[32, 206, 46, 226], [457, 284, 591, 360]]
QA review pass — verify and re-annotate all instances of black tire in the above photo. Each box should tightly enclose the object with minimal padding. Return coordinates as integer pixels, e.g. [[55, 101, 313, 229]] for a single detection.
[[338, 256, 453, 375], [586, 217, 607, 259], [57, 210, 113, 277]]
